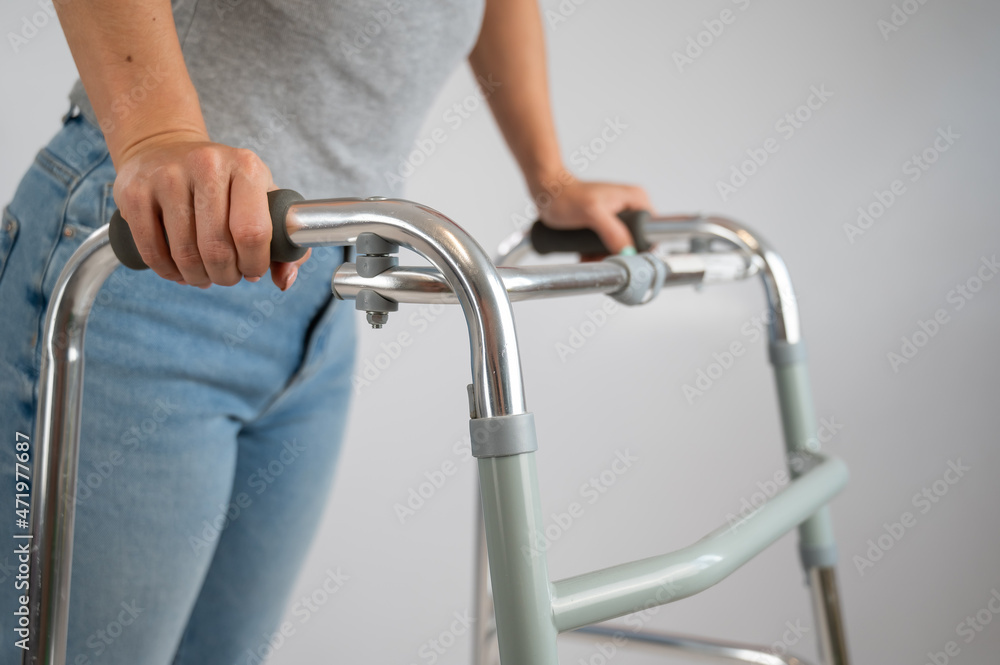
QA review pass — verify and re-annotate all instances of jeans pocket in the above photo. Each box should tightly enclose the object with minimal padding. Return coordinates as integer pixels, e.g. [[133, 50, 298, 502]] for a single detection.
[[0, 207, 21, 283]]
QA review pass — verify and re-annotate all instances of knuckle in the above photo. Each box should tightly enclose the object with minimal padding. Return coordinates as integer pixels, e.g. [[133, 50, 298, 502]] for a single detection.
[[186, 145, 224, 174], [232, 223, 270, 248], [171, 244, 203, 269], [234, 149, 270, 181], [118, 187, 148, 216], [198, 238, 236, 266]]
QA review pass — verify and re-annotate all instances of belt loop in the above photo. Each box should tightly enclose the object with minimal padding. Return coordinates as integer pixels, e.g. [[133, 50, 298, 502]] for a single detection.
[[61, 104, 81, 124]]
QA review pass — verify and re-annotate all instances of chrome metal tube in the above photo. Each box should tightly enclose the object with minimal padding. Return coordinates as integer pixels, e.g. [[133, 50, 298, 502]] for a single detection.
[[809, 567, 850, 665], [332, 251, 756, 304], [29, 198, 531, 664], [550, 455, 849, 633], [26, 228, 121, 665], [286, 198, 526, 418], [645, 216, 800, 344], [568, 624, 814, 665], [496, 215, 800, 344], [335, 263, 628, 304]]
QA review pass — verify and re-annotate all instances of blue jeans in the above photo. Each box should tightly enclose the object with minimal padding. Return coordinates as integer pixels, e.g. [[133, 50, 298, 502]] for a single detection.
[[0, 113, 357, 664]]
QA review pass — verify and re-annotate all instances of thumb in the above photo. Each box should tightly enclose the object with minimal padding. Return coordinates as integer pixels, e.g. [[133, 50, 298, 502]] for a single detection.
[[590, 210, 635, 255], [270, 248, 311, 291]]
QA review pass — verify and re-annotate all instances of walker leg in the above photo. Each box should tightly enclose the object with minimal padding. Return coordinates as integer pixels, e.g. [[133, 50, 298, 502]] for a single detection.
[[472, 489, 499, 665], [477, 452, 559, 665], [809, 566, 850, 665], [770, 340, 851, 665]]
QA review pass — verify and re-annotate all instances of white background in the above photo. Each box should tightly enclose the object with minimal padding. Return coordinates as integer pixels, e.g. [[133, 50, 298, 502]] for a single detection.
[[3, 0, 999, 663]]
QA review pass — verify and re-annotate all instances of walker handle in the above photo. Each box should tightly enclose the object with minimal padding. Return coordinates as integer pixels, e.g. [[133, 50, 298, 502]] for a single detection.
[[108, 189, 308, 270], [529, 209, 652, 255]]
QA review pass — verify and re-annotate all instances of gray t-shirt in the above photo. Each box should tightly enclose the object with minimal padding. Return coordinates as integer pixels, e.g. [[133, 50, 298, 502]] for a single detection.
[[70, 0, 486, 199]]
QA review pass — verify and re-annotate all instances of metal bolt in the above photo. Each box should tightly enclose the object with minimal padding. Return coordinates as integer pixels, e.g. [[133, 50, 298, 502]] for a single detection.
[[366, 311, 389, 329]]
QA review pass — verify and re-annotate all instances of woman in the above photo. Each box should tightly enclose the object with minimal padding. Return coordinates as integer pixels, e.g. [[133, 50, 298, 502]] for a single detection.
[[0, 0, 651, 662]]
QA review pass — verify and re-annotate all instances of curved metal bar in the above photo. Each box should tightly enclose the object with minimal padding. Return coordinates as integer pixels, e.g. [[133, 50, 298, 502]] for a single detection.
[[27, 227, 121, 665], [645, 216, 800, 344], [286, 197, 525, 418], [567, 624, 813, 665], [334, 263, 630, 304], [495, 215, 801, 344], [28, 198, 530, 664], [333, 252, 756, 305], [549, 455, 848, 633]]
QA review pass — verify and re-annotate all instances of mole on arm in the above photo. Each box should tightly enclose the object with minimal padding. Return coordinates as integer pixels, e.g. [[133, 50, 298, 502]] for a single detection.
[[125, 55, 133, 62]]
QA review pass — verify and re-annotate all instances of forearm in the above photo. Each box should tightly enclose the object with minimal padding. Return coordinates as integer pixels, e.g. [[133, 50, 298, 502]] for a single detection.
[[55, 0, 206, 167], [469, 0, 566, 198]]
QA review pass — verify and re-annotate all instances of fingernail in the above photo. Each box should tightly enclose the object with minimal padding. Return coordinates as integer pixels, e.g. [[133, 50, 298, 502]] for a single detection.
[[176, 280, 187, 285], [619, 246, 637, 256], [282, 267, 298, 291], [246, 276, 260, 283]]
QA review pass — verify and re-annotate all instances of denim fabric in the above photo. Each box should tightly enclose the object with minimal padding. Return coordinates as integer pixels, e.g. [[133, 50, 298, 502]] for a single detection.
[[0, 113, 357, 665]]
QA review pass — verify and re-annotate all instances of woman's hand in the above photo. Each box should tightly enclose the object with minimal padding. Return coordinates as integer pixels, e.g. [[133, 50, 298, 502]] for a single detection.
[[535, 176, 653, 254], [114, 132, 307, 290]]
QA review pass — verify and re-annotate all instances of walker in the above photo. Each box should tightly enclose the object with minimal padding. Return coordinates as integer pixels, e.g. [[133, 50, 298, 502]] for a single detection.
[[24, 191, 850, 665]]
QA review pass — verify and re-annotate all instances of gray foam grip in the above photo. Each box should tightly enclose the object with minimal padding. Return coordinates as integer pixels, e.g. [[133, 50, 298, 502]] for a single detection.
[[266, 189, 308, 264], [530, 209, 652, 255], [108, 210, 148, 270], [107, 189, 307, 270]]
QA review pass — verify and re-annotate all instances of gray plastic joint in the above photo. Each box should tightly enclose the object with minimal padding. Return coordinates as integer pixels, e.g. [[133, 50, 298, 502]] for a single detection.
[[356, 254, 398, 278], [769, 339, 808, 366], [800, 542, 838, 570], [356, 232, 399, 256], [469, 413, 538, 458], [605, 252, 669, 306], [355, 289, 398, 313]]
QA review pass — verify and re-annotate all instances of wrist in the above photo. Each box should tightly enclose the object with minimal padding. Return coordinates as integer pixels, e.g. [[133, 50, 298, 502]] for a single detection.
[[111, 123, 209, 168], [525, 163, 576, 202]]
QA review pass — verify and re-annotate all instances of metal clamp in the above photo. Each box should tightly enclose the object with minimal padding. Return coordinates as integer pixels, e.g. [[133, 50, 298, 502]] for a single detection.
[[605, 252, 669, 306], [355, 232, 400, 328]]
